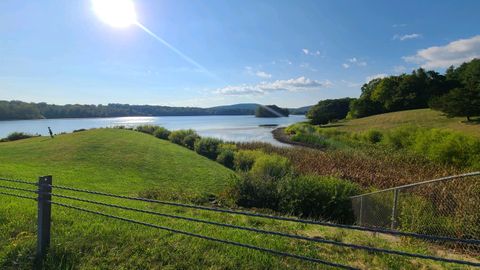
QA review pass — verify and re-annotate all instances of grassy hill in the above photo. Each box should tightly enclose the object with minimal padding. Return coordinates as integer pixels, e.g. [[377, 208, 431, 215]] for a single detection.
[[0, 129, 476, 269], [326, 109, 479, 137]]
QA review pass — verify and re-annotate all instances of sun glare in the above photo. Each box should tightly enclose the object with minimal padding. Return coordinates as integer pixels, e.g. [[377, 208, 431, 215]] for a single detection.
[[92, 0, 137, 28]]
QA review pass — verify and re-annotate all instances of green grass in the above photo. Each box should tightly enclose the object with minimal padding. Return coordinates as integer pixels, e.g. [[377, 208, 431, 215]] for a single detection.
[[0, 129, 477, 269], [326, 109, 480, 138]]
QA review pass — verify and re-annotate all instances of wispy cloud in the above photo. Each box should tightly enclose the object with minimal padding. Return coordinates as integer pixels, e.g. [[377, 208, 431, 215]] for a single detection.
[[214, 77, 330, 96], [342, 57, 367, 68], [302, 48, 322, 57], [245, 66, 272, 78], [393, 33, 422, 41], [256, 71, 272, 79], [366, 73, 388, 83], [403, 35, 480, 69]]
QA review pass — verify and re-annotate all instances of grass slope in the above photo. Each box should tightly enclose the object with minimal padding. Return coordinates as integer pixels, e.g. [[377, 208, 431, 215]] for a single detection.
[[327, 109, 479, 137], [0, 129, 477, 269]]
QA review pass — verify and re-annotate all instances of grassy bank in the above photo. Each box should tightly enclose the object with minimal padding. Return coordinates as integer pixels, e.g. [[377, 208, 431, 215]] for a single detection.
[[0, 129, 478, 269], [325, 109, 480, 138]]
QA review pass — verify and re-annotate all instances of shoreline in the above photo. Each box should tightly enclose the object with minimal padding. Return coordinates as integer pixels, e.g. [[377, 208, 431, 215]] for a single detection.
[[271, 127, 322, 149]]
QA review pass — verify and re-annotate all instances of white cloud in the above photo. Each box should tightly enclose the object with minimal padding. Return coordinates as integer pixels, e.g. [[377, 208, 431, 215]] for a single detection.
[[343, 57, 367, 68], [403, 35, 480, 69], [256, 71, 272, 79], [214, 77, 329, 96], [365, 73, 388, 83], [393, 33, 422, 41], [302, 49, 322, 57]]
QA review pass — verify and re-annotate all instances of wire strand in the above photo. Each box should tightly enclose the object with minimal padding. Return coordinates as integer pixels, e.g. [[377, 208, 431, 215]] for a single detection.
[[51, 201, 357, 270], [0, 184, 38, 194], [50, 183, 480, 245], [0, 177, 38, 186], [0, 190, 37, 201]]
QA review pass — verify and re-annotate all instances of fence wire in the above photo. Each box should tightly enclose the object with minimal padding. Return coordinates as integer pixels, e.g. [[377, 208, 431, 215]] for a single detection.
[[50, 201, 357, 270], [351, 172, 480, 254], [49, 192, 480, 267], [50, 182, 480, 245]]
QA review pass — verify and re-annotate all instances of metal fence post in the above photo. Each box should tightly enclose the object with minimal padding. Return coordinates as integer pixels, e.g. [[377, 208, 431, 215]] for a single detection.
[[391, 189, 399, 230], [36, 175, 52, 268]]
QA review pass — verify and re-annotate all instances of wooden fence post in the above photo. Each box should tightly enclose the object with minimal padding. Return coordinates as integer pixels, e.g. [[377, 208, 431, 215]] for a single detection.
[[35, 175, 52, 268]]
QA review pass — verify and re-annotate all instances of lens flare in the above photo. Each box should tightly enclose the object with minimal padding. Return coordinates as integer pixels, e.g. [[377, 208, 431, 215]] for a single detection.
[[92, 0, 137, 28]]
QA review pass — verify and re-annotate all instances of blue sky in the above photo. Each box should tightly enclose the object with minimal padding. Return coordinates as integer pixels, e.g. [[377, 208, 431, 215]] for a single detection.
[[1, 0, 479, 107]]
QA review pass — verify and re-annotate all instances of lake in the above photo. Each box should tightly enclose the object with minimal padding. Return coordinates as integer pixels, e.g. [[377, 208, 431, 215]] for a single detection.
[[0, 115, 306, 146]]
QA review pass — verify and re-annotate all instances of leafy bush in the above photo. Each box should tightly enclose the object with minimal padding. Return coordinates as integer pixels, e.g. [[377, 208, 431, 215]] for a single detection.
[[168, 129, 199, 149], [1, 132, 35, 142], [216, 149, 235, 169], [233, 150, 264, 171], [153, 127, 171, 140], [278, 175, 359, 222], [136, 125, 157, 135], [194, 137, 223, 160], [230, 173, 281, 209], [250, 154, 292, 179], [228, 173, 359, 222], [362, 130, 383, 144]]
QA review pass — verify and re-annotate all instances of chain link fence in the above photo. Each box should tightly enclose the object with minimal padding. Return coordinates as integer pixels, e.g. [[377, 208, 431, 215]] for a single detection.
[[351, 172, 480, 254]]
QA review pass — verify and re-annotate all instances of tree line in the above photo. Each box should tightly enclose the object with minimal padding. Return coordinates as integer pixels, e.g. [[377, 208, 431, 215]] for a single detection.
[[307, 59, 480, 124], [0, 102, 258, 120]]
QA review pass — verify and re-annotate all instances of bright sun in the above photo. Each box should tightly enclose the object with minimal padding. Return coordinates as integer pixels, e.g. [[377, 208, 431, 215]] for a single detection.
[[92, 0, 137, 28]]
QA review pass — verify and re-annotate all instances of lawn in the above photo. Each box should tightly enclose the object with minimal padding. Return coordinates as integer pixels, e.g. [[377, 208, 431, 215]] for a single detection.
[[326, 109, 479, 138], [0, 129, 477, 269]]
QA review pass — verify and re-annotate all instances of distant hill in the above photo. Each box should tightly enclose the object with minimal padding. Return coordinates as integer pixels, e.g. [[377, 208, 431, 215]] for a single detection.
[[289, 105, 312, 115], [206, 103, 259, 115], [0, 100, 311, 120]]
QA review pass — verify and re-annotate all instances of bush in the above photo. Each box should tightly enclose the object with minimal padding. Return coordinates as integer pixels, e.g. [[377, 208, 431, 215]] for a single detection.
[[216, 149, 235, 169], [250, 154, 292, 179], [136, 125, 157, 135], [363, 130, 383, 144], [278, 175, 359, 222], [230, 173, 280, 209], [153, 127, 171, 140], [233, 150, 264, 171], [194, 137, 223, 160], [168, 129, 199, 149], [1, 132, 35, 142], [228, 173, 359, 222]]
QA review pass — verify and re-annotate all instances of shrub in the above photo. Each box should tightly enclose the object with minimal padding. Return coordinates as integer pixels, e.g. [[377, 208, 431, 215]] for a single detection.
[[278, 175, 359, 222], [230, 173, 280, 209], [153, 127, 171, 140], [382, 126, 419, 149], [250, 154, 292, 179], [168, 129, 199, 149], [363, 130, 383, 144], [194, 137, 223, 160], [136, 125, 157, 135], [73, 129, 87, 133], [216, 149, 235, 169], [2, 132, 35, 142], [233, 150, 264, 171]]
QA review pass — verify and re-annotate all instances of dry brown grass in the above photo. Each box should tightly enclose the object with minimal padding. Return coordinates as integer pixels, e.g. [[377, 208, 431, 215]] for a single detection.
[[237, 142, 461, 189]]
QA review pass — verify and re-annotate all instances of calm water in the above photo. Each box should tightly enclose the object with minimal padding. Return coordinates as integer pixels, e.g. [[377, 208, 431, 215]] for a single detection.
[[0, 115, 306, 146]]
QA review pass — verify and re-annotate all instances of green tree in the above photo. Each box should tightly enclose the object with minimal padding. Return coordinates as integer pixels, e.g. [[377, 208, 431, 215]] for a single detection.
[[307, 98, 353, 125]]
